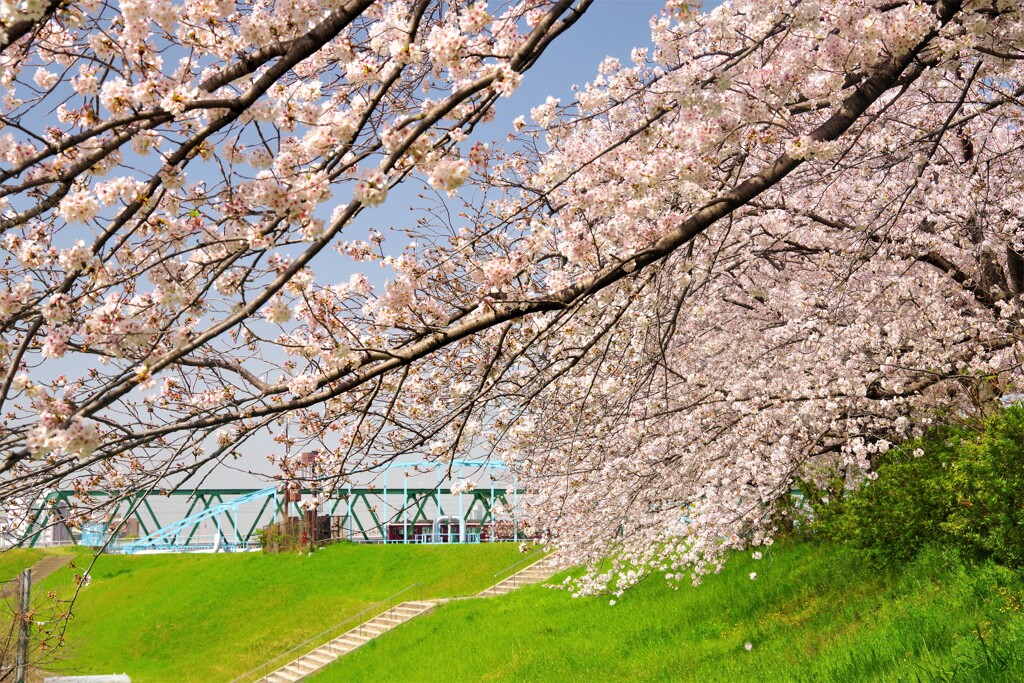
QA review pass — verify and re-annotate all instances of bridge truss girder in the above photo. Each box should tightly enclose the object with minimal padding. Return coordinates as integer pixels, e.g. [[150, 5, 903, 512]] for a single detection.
[[22, 485, 521, 550]]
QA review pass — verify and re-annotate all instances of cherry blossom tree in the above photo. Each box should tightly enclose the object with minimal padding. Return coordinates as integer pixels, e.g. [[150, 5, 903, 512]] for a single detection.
[[495, 0, 1024, 593], [2, 0, 1024, 595]]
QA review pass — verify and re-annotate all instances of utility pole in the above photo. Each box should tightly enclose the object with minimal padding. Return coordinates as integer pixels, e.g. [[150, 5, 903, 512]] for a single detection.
[[14, 568, 30, 683]]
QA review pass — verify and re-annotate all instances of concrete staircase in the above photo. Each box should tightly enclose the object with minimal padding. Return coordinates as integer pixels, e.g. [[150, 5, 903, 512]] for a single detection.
[[477, 553, 561, 597], [258, 601, 436, 683], [27, 554, 71, 582], [0, 554, 70, 599], [251, 552, 560, 682]]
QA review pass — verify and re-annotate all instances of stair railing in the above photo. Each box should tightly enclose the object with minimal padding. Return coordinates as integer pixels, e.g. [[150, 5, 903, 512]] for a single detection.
[[355, 582, 423, 639], [491, 548, 550, 592], [227, 582, 422, 683]]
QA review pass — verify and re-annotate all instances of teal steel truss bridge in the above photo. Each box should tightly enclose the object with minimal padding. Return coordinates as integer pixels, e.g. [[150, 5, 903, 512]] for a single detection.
[[19, 460, 525, 552]]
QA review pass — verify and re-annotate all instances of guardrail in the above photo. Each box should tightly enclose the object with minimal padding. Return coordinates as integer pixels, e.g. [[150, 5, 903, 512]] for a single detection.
[[227, 582, 423, 683], [108, 535, 263, 554], [491, 547, 549, 592]]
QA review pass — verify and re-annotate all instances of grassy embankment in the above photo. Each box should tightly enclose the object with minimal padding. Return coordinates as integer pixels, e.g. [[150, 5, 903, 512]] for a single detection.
[[1, 548, 50, 584], [23, 542, 521, 682], [0, 546, 87, 584], [312, 541, 1024, 683]]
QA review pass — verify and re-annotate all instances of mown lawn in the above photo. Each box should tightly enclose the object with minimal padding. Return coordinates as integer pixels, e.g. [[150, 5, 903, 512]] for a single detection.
[[34, 542, 522, 682], [312, 542, 1024, 682]]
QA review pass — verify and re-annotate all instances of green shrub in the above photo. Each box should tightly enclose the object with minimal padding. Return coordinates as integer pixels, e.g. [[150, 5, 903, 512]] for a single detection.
[[943, 407, 1024, 567], [818, 406, 1024, 568], [817, 427, 962, 564]]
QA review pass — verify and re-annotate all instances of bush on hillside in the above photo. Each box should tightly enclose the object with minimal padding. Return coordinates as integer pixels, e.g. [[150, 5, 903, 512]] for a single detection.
[[815, 427, 962, 564], [943, 408, 1024, 568], [817, 406, 1024, 568]]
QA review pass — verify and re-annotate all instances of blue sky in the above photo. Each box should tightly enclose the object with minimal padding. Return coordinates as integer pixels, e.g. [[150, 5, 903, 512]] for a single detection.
[[497, 0, 666, 122]]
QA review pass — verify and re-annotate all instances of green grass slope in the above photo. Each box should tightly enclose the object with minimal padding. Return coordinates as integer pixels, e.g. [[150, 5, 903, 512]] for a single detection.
[[0, 546, 80, 584], [0, 548, 47, 584], [37, 542, 521, 682], [312, 542, 1024, 682]]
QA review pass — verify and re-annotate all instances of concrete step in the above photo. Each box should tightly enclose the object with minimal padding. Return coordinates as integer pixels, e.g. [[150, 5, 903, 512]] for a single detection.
[[373, 614, 409, 624], [289, 660, 315, 673], [356, 624, 391, 636], [262, 673, 296, 683], [330, 640, 359, 654], [359, 619, 392, 630], [305, 651, 335, 666], [372, 615, 405, 626], [339, 634, 368, 647], [331, 642, 361, 655], [512, 575, 545, 581], [320, 641, 345, 655], [332, 634, 363, 647], [31, 555, 70, 575], [335, 635, 367, 647], [296, 658, 320, 672]]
